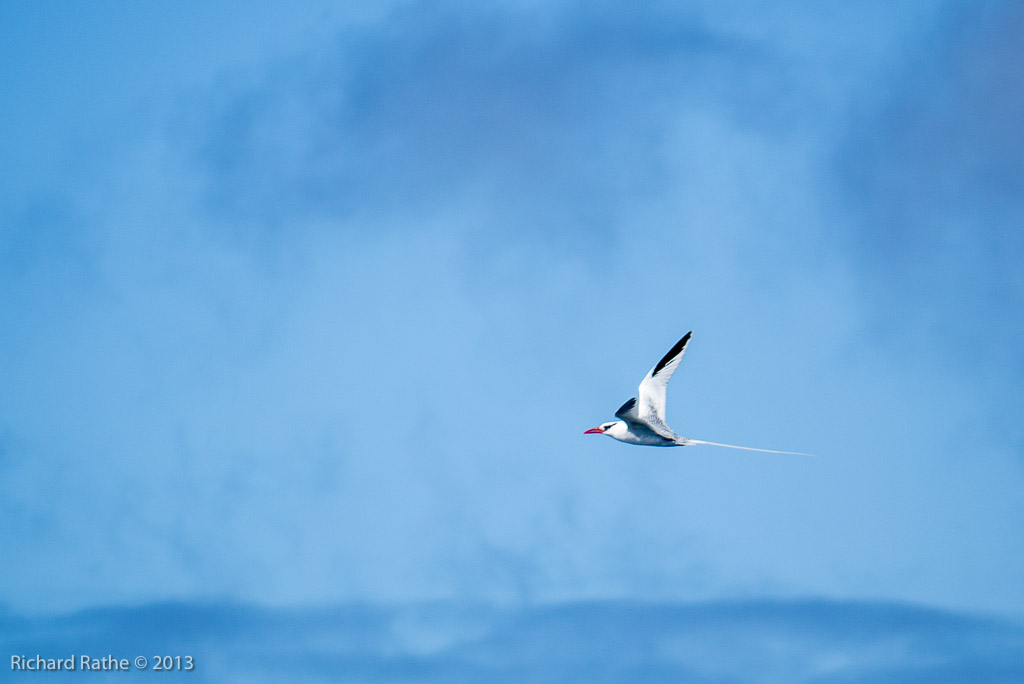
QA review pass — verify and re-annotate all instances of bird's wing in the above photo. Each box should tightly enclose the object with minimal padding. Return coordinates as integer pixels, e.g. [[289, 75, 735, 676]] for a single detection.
[[642, 414, 678, 440], [615, 396, 676, 440], [614, 397, 640, 422], [680, 439, 815, 456], [637, 331, 692, 429]]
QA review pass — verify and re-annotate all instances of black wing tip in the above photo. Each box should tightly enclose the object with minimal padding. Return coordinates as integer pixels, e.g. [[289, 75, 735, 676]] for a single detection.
[[652, 331, 693, 377], [615, 397, 637, 418]]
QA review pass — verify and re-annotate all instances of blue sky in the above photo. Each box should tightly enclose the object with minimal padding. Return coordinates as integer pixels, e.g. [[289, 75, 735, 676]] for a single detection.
[[2, 0, 1022, 630]]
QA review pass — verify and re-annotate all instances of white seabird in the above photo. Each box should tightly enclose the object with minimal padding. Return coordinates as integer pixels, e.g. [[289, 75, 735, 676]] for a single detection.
[[585, 331, 813, 455]]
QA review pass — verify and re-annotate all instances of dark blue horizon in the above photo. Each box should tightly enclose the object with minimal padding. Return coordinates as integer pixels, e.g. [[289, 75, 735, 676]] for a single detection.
[[4, 597, 1024, 683]]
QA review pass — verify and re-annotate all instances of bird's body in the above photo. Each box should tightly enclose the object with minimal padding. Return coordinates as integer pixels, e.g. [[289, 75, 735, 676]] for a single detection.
[[595, 418, 678, 446], [585, 331, 812, 456]]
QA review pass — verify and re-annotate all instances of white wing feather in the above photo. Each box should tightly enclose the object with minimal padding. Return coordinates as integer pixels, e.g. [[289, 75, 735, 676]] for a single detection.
[[637, 331, 692, 430]]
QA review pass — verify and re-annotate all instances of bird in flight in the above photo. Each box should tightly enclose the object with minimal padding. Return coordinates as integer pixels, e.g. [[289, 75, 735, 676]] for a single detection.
[[584, 331, 813, 455]]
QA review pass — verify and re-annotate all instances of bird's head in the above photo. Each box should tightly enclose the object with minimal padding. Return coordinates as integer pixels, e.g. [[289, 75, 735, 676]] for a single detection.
[[584, 421, 624, 437]]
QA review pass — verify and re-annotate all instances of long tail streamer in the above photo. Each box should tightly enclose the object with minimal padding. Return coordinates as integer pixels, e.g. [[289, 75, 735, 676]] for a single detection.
[[683, 439, 816, 457]]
